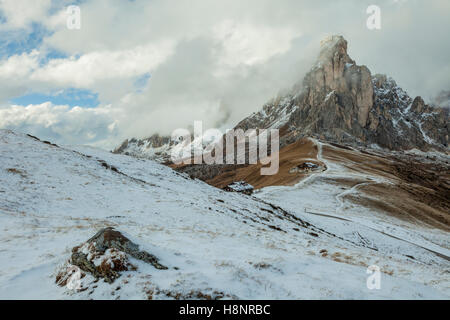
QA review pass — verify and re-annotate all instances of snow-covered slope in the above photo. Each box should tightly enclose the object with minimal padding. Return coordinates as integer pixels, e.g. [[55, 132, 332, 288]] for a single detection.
[[0, 129, 448, 299]]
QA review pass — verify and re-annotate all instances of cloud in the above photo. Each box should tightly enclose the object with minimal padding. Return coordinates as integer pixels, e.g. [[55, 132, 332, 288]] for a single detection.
[[30, 40, 176, 87], [0, 102, 119, 148], [0, 0, 52, 30], [212, 20, 299, 69], [0, 40, 175, 108], [0, 0, 449, 148], [0, 49, 39, 78]]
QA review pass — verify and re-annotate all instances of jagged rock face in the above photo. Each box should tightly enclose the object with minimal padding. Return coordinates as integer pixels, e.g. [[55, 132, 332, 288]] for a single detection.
[[367, 76, 448, 150], [236, 35, 449, 151], [305, 36, 373, 128]]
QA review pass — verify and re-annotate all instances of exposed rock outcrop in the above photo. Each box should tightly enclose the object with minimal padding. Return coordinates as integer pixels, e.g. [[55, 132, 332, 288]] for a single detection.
[[57, 228, 167, 285]]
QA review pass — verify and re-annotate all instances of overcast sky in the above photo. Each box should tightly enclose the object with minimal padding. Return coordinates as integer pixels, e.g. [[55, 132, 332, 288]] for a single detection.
[[0, 0, 449, 149]]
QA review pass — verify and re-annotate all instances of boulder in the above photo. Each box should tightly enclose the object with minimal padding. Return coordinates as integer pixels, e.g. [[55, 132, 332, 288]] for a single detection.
[[60, 227, 167, 284]]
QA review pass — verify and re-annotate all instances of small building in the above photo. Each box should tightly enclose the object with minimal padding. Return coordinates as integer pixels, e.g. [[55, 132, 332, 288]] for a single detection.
[[223, 181, 254, 195]]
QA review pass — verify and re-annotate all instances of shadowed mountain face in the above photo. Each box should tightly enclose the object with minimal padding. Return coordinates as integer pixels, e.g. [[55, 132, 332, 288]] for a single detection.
[[235, 35, 449, 151]]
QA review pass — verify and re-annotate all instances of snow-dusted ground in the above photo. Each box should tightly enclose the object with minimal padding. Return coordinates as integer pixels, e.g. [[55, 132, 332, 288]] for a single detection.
[[255, 140, 450, 295], [0, 130, 448, 299]]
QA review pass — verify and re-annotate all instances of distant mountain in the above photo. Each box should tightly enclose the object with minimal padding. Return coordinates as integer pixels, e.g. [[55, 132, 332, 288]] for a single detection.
[[113, 134, 173, 163], [113, 133, 218, 164]]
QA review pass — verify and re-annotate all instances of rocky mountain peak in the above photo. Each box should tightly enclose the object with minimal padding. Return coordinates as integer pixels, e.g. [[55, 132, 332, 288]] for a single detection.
[[304, 35, 373, 127], [317, 35, 355, 74], [235, 35, 449, 151]]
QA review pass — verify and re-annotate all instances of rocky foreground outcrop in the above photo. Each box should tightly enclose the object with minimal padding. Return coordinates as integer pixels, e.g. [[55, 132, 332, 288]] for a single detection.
[[56, 228, 167, 286]]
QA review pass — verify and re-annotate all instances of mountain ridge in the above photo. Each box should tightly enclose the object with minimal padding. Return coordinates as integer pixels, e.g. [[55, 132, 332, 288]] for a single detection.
[[114, 36, 448, 162]]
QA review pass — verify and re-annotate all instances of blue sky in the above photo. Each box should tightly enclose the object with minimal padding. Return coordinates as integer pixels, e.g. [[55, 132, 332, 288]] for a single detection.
[[0, 6, 96, 108], [0, 23, 48, 58], [10, 88, 99, 108]]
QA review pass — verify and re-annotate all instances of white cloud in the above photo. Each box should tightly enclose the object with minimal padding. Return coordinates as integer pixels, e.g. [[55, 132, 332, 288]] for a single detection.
[[212, 20, 299, 69], [0, 50, 39, 78], [0, 0, 52, 30], [0, 41, 175, 86], [31, 41, 175, 87], [0, 40, 175, 107], [0, 102, 120, 148]]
